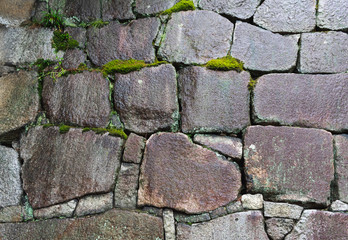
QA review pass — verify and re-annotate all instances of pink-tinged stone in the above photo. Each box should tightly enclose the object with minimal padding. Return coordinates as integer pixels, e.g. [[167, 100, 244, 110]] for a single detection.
[[122, 133, 146, 164], [138, 132, 242, 214], [62, 49, 86, 69], [334, 134, 348, 203]]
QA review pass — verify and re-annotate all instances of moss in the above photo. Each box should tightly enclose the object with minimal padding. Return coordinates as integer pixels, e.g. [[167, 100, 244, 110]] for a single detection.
[[40, 9, 64, 31], [89, 19, 109, 28], [77, 63, 88, 71], [43, 123, 54, 128], [205, 56, 244, 72], [248, 77, 257, 91], [83, 127, 128, 140], [52, 30, 79, 53], [161, 0, 195, 15], [102, 59, 147, 76], [34, 58, 55, 72], [59, 125, 71, 133], [147, 60, 168, 67]]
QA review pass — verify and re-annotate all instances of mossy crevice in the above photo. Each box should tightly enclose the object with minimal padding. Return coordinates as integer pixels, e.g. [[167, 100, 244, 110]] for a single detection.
[[52, 30, 79, 53], [89, 19, 110, 28], [161, 0, 196, 15], [205, 56, 244, 72]]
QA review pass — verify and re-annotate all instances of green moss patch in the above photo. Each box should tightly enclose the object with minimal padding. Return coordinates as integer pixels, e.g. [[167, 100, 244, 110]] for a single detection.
[[82, 127, 128, 140], [89, 19, 109, 28], [52, 30, 79, 53], [248, 78, 257, 91], [59, 125, 72, 133], [206, 56, 244, 72], [161, 0, 196, 15]]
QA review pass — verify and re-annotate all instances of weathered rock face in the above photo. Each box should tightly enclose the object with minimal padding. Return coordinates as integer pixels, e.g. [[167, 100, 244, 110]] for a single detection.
[[34, 200, 77, 220], [317, 0, 348, 30], [264, 201, 303, 219], [102, 0, 135, 20], [122, 133, 146, 164], [62, 49, 86, 69], [65, 27, 86, 49], [43, 71, 110, 128], [177, 211, 269, 240], [330, 200, 348, 211], [158, 11, 234, 64], [138, 132, 242, 214], [266, 218, 295, 240], [285, 210, 348, 240], [0, 206, 24, 223], [64, 0, 101, 22], [241, 194, 263, 210], [0, 209, 164, 240], [244, 126, 334, 206], [0, 146, 22, 208], [114, 65, 178, 134], [253, 73, 348, 132], [136, 0, 180, 15], [75, 193, 113, 217], [334, 134, 348, 203], [179, 67, 250, 133], [299, 31, 348, 73], [0, 0, 36, 26], [20, 127, 124, 209], [231, 21, 299, 71], [0, 71, 39, 143], [87, 18, 160, 66]]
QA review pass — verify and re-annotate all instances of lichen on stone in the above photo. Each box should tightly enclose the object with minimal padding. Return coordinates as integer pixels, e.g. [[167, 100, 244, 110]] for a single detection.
[[160, 0, 196, 15], [205, 56, 244, 72]]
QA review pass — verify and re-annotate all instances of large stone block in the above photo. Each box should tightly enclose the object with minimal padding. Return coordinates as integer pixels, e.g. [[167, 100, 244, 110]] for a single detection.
[[231, 21, 299, 72], [0, 0, 36, 26], [334, 135, 348, 203], [138, 133, 241, 214], [317, 0, 348, 30], [102, 0, 135, 21], [179, 67, 250, 133], [136, 0, 180, 15], [20, 127, 124, 209], [64, 0, 101, 22], [244, 126, 334, 206], [253, 73, 348, 132], [114, 65, 178, 134], [158, 11, 234, 64]]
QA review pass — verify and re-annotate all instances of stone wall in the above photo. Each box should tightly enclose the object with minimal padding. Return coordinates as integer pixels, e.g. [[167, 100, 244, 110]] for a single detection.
[[0, 0, 348, 239]]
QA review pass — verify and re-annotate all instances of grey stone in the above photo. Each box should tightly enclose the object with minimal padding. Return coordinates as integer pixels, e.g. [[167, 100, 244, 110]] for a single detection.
[[193, 134, 243, 159], [199, 0, 261, 19], [114, 65, 178, 134], [20, 126, 124, 209], [266, 218, 295, 240], [163, 209, 175, 240], [0, 206, 24, 223], [210, 207, 227, 219], [231, 21, 299, 72], [0, 65, 15, 77], [158, 11, 234, 64], [75, 193, 113, 217], [334, 135, 348, 203], [122, 133, 146, 164], [114, 163, 140, 209], [179, 67, 250, 133], [317, 0, 348, 30], [177, 211, 269, 240], [264, 201, 303, 219], [87, 18, 160, 66], [65, 27, 86, 49], [0, 0, 36, 26], [299, 31, 348, 73], [136, 0, 180, 15], [254, 0, 316, 32], [43, 71, 110, 128], [64, 0, 101, 22], [34, 200, 77, 219], [175, 213, 211, 224], [0, 146, 22, 208], [254, 73, 348, 132], [102, 0, 135, 21], [226, 201, 243, 214], [62, 49, 86, 69], [330, 200, 348, 212], [241, 194, 263, 210], [244, 126, 334, 206]]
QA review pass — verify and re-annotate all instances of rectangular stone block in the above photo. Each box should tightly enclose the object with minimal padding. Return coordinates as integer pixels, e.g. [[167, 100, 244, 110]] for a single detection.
[[122, 133, 146, 164], [334, 134, 348, 203], [264, 201, 303, 219]]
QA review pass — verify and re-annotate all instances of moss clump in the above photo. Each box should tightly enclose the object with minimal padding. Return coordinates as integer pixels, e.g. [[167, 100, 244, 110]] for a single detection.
[[43, 123, 54, 128], [161, 0, 195, 15], [147, 61, 168, 67], [248, 78, 257, 91], [102, 59, 147, 76], [82, 127, 128, 140], [52, 30, 79, 53], [59, 125, 71, 133], [89, 19, 109, 28], [206, 56, 244, 72], [34, 58, 55, 72]]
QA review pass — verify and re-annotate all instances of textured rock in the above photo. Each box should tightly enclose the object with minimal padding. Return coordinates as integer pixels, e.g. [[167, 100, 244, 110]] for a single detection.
[[65, 27, 86, 49], [20, 126, 124, 209], [62, 49, 86, 69], [199, 0, 261, 19], [0, 146, 22, 208], [142, 207, 163, 217], [64, 0, 101, 21], [231, 21, 299, 71], [334, 135, 348, 203], [0, 206, 23, 223], [114, 65, 178, 134], [136, 0, 180, 15], [254, 0, 316, 32], [194, 134, 243, 159], [75, 193, 113, 217], [177, 211, 268, 240], [210, 207, 227, 219], [330, 200, 348, 211], [43, 71, 110, 128], [266, 218, 295, 240], [179, 67, 250, 133], [286, 210, 348, 240], [122, 133, 146, 164], [0, 209, 164, 240], [0, 0, 36, 26], [163, 209, 175, 240], [138, 132, 242, 213], [102, 0, 135, 20], [0, 65, 15, 77], [244, 126, 334, 206], [114, 163, 140, 209], [175, 212, 211, 223], [317, 0, 348, 30], [34, 200, 77, 219], [264, 201, 303, 219], [158, 11, 234, 64], [254, 73, 348, 132], [0, 71, 39, 142], [299, 31, 348, 73], [226, 201, 243, 214], [87, 18, 160, 66], [241, 194, 263, 210]]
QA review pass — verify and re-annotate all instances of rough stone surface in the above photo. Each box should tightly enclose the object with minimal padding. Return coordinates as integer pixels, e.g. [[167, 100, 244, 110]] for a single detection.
[[179, 67, 250, 133], [102, 0, 135, 21], [75, 193, 113, 217], [177, 211, 268, 240], [34, 200, 77, 219], [114, 163, 140, 209], [285, 210, 348, 240], [163, 209, 175, 240], [330, 200, 348, 211], [317, 0, 348, 30], [193, 134, 243, 159], [241, 194, 263, 210], [142, 207, 163, 217], [264, 201, 303, 219], [20, 126, 124, 209], [65, 27, 86, 49], [138, 132, 242, 214], [253, 0, 316, 32], [244, 126, 334, 206], [0, 209, 164, 240], [0, 65, 15, 77], [226, 201, 243, 214], [87, 18, 160, 66], [299, 31, 348, 73], [175, 213, 211, 223], [254, 73, 348, 132], [43, 71, 110, 128], [136, 0, 180, 15], [199, 0, 261, 19], [266, 218, 295, 240], [0, 0, 36, 26], [122, 133, 146, 164], [231, 21, 299, 72], [158, 11, 234, 64], [0, 146, 22, 208], [62, 49, 86, 69], [210, 207, 227, 219], [0, 206, 23, 223], [334, 135, 348, 203], [0, 71, 39, 142], [114, 65, 178, 134], [64, 0, 101, 22]]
